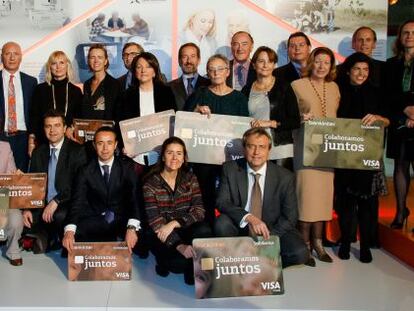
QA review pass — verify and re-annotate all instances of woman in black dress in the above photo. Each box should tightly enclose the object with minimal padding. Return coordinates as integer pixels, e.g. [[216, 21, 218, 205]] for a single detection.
[[29, 51, 82, 152], [336, 52, 389, 262], [386, 20, 414, 230]]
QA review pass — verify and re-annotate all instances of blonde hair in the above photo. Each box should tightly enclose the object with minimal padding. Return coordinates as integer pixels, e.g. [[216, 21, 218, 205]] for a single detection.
[[45, 51, 74, 84], [303, 47, 336, 82], [183, 9, 216, 38]]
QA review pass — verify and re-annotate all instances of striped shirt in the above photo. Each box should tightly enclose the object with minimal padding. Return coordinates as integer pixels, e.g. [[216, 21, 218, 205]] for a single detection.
[[143, 170, 205, 247]]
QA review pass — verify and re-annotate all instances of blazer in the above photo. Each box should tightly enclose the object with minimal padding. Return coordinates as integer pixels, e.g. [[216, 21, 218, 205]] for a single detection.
[[30, 138, 87, 208], [0, 70, 37, 133], [119, 81, 177, 121], [226, 60, 256, 89], [273, 62, 300, 85], [0, 141, 16, 173], [216, 159, 298, 237], [241, 82, 300, 145], [66, 157, 141, 226], [168, 75, 210, 111]]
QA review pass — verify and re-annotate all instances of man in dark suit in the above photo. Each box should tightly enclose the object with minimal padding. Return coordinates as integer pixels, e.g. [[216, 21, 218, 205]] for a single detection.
[[118, 42, 144, 90], [22, 110, 87, 253], [62, 127, 140, 254], [226, 31, 256, 90], [214, 128, 309, 268], [0, 42, 37, 172], [168, 43, 210, 110], [273, 32, 311, 85]]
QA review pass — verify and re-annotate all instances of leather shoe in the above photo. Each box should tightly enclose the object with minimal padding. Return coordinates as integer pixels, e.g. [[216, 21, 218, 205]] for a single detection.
[[10, 258, 23, 266]]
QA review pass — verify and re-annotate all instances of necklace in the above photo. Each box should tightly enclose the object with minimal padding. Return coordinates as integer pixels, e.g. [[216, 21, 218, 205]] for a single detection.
[[308, 78, 327, 117], [253, 76, 275, 92], [51, 82, 69, 116]]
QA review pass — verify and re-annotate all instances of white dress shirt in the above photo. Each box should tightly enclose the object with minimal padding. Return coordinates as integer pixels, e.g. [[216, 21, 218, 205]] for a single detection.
[[240, 162, 267, 228]]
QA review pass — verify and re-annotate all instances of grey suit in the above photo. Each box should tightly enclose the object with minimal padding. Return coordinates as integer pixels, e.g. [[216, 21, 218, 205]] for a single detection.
[[0, 141, 23, 261], [215, 158, 308, 268]]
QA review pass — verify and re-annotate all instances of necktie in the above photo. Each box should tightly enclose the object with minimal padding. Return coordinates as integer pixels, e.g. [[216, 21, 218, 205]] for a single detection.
[[186, 77, 194, 96], [236, 64, 244, 87], [102, 165, 114, 223], [402, 62, 412, 92], [7, 74, 17, 133], [249, 173, 262, 237], [47, 148, 58, 203], [102, 165, 110, 188]]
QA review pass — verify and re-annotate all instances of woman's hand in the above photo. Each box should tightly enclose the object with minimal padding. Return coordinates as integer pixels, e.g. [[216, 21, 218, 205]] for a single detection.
[[195, 105, 211, 117], [362, 114, 389, 127], [251, 119, 277, 128], [302, 112, 314, 122], [176, 244, 195, 259], [156, 220, 179, 243]]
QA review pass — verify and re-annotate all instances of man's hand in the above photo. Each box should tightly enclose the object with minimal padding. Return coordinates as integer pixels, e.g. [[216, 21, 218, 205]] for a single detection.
[[246, 214, 270, 240], [176, 244, 195, 259], [42, 200, 58, 223], [403, 106, 414, 119], [406, 118, 414, 128], [156, 221, 179, 243], [22, 210, 33, 228], [125, 229, 138, 254], [62, 231, 75, 253]]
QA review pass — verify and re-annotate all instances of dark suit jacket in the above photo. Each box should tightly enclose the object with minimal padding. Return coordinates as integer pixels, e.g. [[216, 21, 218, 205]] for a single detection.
[[273, 62, 300, 85], [119, 81, 177, 121], [226, 60, 256, 89], [0, 71, 37, 133], [67, 157, 141, 226], [217, 159, 298, 237], [168, 75, 210, 110], [30, 138, 87, 208]]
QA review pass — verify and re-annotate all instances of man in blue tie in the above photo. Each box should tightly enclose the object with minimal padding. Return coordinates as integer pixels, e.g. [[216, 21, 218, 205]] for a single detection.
[[62, 127, 141, 254], [21, 110, 87, 254], [168, 43, 210, 110]]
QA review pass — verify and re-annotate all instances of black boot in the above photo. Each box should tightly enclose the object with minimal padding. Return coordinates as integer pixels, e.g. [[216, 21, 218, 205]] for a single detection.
[[338, 242, 350, 260]]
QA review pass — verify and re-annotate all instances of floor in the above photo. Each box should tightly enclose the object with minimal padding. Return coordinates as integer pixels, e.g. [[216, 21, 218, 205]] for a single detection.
[[0, 245, 413, 311]]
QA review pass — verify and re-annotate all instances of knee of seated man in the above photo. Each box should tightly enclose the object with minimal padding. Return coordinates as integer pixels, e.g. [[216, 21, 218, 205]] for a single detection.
[[213, 215, 238, 237], [7, 210, 24, 232]]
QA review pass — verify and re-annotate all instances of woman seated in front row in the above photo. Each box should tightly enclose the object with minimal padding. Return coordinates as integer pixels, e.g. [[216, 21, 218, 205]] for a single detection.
[[143, 137, 211, 285]]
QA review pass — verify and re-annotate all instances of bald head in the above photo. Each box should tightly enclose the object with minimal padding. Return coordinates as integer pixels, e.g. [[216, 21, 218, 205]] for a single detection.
[[1, 42, 22, 74]]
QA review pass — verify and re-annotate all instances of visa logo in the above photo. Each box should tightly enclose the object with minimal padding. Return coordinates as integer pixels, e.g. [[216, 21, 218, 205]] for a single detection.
[[30, 200, 43, 206], [115, 272, 130, 279], [260, 281, 281, 291], [362, 160, 380, 168]]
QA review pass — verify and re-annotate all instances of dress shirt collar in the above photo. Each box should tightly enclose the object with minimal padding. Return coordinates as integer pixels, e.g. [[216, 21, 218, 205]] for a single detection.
[[246, 161, 267, 176], [234, 60, 250, 71], [2, 69, 20, 79], [98, 156, 115, 169]]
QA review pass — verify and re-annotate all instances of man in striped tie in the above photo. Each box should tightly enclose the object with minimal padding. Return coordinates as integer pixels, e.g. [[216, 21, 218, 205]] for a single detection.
[[0, 42, 37, 172], [214, 128, 309, 268]]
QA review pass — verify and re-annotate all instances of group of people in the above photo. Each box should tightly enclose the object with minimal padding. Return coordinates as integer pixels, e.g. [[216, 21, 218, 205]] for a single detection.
[[0, 19, 413, 285]]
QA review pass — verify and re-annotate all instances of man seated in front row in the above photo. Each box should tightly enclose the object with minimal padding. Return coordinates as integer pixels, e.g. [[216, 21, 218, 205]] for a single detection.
[[22, 110, 87, 254], [214, 128, 309, 268], [62, 127, 140, 254]]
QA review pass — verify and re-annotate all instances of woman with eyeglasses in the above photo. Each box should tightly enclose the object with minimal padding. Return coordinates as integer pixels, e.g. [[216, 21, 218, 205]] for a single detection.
[[184, 53, 248, 228], [241, 46, 300, 171], [29, 51, 82, 151]]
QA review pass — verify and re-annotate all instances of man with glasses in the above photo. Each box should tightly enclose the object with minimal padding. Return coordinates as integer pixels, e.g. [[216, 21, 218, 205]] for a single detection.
[[226, 31, 256, 90], [119, 42, 144, 90], [273, 32, 311, 85]]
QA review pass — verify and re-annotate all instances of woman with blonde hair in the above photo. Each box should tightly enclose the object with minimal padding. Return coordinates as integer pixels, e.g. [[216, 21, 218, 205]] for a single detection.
[[181, 9, 217, 75], [291, 47, 340, 266], [29, 51, 82, 150]]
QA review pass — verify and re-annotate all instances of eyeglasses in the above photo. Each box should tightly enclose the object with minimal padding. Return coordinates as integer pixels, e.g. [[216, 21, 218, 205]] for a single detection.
[[207, 67, 228, 74], [122, 52, 140, 59]]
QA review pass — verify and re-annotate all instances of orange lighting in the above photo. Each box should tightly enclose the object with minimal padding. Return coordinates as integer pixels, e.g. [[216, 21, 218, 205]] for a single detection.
[[389, 0, 399, 5]]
